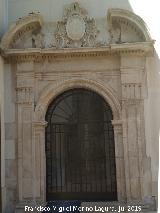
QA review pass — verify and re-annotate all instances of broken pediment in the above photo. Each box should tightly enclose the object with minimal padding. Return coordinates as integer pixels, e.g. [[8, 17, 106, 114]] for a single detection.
[[108, 9, 152, 44], [0, 3, 153, 50], [0, 13, 43, 50]]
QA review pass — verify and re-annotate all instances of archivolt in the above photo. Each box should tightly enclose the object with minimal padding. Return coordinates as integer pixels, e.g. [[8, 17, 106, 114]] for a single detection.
[[34, 78, 121, 122]]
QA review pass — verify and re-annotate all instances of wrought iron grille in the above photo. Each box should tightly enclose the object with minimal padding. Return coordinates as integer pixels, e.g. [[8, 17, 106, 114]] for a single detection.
[[45, 88, 117, 201]]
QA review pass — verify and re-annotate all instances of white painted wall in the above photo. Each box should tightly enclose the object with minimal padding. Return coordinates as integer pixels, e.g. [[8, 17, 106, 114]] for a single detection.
[[0, 0, 8, 38], [0, 56, 6, 212], [0, 0, 159, 201], [7, 0, 132, 24]]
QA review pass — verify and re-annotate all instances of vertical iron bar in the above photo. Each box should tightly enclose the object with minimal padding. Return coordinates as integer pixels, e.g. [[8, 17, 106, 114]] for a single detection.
[[45, 89, 117, 200]]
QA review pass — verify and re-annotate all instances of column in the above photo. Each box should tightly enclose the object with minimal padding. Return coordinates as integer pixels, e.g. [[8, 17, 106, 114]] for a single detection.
[[32, 121, 47, 202]]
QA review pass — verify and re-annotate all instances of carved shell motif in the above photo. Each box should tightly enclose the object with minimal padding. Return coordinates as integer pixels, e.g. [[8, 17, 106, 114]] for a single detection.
[[55, 2, 99, 48]]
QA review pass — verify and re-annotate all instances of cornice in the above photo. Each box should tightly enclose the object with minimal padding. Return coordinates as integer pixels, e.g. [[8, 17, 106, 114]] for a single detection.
[[3, 41, 154, 63]]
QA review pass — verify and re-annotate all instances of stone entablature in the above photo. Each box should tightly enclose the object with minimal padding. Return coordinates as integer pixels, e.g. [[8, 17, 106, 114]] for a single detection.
[[0, 2, 156, 212], [2, 42, 154, 64]]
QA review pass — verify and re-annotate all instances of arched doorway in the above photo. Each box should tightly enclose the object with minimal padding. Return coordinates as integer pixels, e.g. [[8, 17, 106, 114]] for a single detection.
[[45, 88, 117, 201]]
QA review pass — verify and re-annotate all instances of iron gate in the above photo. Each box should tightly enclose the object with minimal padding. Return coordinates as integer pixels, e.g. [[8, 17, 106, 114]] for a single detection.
[[45, 89, 117, 201]]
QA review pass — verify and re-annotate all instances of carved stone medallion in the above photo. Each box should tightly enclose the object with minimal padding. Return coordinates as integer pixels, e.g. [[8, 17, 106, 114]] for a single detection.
[[55, 2, 98, 48], [66, 15, 86, 40]]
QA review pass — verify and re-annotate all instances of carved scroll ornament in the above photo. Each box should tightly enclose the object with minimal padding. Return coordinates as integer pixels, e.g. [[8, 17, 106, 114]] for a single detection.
[[55, 2, 99, 48]]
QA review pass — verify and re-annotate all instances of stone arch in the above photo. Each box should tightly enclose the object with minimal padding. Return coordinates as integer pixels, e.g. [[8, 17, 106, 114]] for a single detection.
[[0, 13, 43, 49], [45, 88, 118, 201], [108, 8, 152, 42], [35, 78, 121, 122]]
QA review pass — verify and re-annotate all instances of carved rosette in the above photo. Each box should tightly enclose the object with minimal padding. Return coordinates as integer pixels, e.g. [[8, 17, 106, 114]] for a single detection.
[[55, 2, 99, 48]]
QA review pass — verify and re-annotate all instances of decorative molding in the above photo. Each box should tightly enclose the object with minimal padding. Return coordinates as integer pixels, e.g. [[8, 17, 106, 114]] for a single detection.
[[122, 99, 142, 107], [16, 87, 33, 104], [55, 2, 99, 48], [112, 119, 122, 126], [108, 8, 152, 43], [122, 83, 142, 100], [3, 41, 154, 63], [34, 77, 121, 121], [112, 120, 123, 134], [33, 121, 48, 127], [0, 13, 43, 50], [34, 105, 46, 122]]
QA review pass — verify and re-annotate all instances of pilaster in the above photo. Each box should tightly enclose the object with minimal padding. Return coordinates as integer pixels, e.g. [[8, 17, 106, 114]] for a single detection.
[[120, 55, 152, 201], [16, 62, 35, 203], [32, 121, 47, 202]]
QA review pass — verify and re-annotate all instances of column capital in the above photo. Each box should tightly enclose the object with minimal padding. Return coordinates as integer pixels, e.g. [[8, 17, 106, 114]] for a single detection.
[[33, 120, 48, 127], [112, 120, 122, 133]]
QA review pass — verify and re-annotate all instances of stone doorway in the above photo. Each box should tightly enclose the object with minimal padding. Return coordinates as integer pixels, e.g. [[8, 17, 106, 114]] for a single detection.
[[45, 88, 117, 201], [0, 2, 156, 211]]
